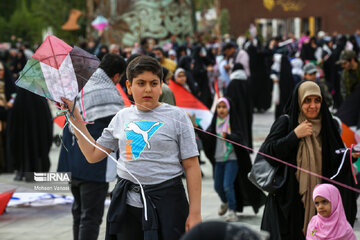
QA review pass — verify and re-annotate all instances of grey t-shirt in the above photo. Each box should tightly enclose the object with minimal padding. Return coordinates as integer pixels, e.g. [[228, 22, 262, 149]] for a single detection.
[[215, 137, 237, 162], [97, 103, 199, 207]]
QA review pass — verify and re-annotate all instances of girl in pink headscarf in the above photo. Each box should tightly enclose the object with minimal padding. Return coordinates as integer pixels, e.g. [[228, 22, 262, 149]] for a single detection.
[[197, 97, 266, 222], [306, 184, 357, 239]]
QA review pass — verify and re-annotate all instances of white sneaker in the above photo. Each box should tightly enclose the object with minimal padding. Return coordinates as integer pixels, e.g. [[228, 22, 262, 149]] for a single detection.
[[218, 202, 228, 216], [225, 210, 238, 222]]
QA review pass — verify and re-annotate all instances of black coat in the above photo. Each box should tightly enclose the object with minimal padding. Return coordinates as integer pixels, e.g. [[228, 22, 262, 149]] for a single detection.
[[275, 55, 295, 119], [6, 88, 53, 174], [0, 61, 16, 121], [261, 81, 357, 240], [198, 99, 266, 213], [0, 62, 17, 172], [247, 44, 272, 111], [225, 70, 253, 149], [191, 46, 213, 109]]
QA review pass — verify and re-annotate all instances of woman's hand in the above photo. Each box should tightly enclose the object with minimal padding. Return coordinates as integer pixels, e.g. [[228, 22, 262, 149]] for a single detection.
[[294, 120, 313, 138]]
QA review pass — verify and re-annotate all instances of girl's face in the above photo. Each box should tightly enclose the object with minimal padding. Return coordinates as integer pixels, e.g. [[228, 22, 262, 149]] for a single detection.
[[314, 196, 332, 218], [175, 72, 187, 86], [301, 95, 321, 119], [216, 101, 228, 119]]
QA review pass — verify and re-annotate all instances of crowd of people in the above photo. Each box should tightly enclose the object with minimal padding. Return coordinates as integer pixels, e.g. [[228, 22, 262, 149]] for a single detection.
[[0, 27, 360, 240]]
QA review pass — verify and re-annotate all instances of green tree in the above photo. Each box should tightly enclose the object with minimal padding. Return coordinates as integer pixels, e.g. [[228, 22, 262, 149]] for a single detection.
[[30, 0, 86, 45], [0, 0, 18, 20], [219, 8, 230, 35], [194, 0, 214, 11], [0, 0, 86, 45], [1, 0, 44, 44]]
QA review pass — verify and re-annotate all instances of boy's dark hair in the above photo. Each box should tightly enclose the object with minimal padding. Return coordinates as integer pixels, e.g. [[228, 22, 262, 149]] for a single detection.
[[126, 54, 141, 68], [126, 55, 163, 83], [99, 53, 126, 78]]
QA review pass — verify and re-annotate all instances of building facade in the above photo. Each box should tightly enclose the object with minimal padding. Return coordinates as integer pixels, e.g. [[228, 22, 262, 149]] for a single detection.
[[221, 0, 360, 39]]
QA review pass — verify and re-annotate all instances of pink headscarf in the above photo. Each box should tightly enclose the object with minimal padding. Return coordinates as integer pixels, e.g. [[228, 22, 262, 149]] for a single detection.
[[306, 184, 356, 240], [216, 97, 231, 135]]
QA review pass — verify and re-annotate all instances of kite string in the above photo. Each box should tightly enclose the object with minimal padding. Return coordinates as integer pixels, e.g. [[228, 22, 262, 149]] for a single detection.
[[81, 89, 86, 119], [350, 144, 358, 185], [124, 100, 360, 194]]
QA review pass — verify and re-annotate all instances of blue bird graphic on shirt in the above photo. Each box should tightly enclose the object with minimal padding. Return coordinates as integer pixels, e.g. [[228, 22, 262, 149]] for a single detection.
[[124, 121, 163, 159]]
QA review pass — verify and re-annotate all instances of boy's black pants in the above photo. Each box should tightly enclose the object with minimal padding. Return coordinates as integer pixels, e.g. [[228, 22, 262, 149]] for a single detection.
[[71, 178, 109, 240], [107, 176, 189, 240]]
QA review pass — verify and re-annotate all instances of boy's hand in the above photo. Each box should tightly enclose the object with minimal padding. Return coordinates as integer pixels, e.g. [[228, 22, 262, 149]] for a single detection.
[[185, 212, 202, 232], [60, 97, 74, 110], [61, 97, 82, 120]]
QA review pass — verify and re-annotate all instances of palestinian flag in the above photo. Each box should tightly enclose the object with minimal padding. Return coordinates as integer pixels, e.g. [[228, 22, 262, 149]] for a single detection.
[[168, 80, 213, 129], [16, 35, 100, 104], [116, 83, 132, 107], [336, 84, 360, 147]]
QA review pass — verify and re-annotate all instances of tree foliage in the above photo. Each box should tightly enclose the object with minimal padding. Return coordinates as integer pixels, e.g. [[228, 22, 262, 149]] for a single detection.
[[31, 0, 86, 45], [0, 0, 43, 43], [220, 8, 230, 35], [0, 0, 86, 45], [0, 0, 18, 20], [194, 0, 215, 11]]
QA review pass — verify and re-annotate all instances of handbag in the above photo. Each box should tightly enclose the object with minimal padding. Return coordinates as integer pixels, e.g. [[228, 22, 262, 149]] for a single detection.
[[248, 114, 290, 193], [248, 153, 288, 193]]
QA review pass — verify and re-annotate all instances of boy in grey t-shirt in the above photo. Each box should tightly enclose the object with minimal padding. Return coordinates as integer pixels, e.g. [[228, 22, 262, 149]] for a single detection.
[[62, 55, 201, 240]]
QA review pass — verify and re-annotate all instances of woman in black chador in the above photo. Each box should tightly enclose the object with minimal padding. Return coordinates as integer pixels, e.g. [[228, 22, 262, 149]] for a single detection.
[[7, 88, 53, 181], [191, 45, 213, 109], [225, 63, 253, 150], [0, 61, 16, 172], [260, 81, 357, 239]]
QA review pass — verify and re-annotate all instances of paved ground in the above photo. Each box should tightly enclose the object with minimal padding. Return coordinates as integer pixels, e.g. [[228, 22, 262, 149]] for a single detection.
[[0, 110, 359, 239]]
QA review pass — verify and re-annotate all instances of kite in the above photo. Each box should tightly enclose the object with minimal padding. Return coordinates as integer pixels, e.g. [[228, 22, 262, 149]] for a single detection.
[[91, 16, 109, 31], [16, 35, 100, 104]]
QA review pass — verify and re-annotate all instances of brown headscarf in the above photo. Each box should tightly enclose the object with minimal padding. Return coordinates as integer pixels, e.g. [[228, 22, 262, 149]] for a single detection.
[[296, 81, 322, 234]]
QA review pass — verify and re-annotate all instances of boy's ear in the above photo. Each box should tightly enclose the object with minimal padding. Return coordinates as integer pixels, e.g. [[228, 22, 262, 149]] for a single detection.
[[126, 80, 132, 95]]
